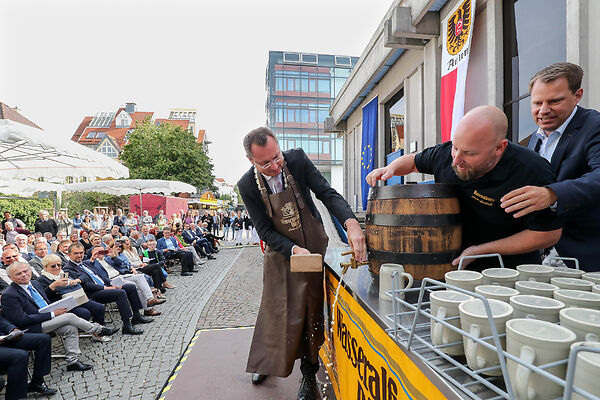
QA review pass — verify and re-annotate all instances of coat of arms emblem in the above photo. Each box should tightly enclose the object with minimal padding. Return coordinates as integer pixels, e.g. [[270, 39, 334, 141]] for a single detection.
[[447, 0, 472, 56]]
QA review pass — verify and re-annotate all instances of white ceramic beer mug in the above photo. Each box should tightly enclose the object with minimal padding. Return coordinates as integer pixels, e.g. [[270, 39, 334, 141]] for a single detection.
[[379, 263, 414, 301], [429, 290, 473, 355], [445, 270, 483, 293], [560, 307, 600, 342], [506, 319, 576, 400], [459, 298, 513, 376]]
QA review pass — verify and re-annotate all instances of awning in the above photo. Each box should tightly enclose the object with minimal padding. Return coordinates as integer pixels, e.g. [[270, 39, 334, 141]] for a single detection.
[[0, 120, 129, 180]]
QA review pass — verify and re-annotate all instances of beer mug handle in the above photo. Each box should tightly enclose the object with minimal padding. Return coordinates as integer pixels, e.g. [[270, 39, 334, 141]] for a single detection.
[[432, 307, 446, 345], [585, 333, 599, 342], [401, 272, 414, 290], [515, 346, 536, 399], [465, 324, 481, 369]]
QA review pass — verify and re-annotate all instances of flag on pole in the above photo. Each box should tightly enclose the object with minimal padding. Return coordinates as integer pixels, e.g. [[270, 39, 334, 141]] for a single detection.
[[361, 97, 378, 211], [441, 0, 476, 142]]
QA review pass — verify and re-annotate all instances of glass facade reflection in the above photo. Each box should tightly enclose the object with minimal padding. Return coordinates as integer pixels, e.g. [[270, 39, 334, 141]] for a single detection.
[[503, 0, 566, 143], [266, 51, 358, 167]]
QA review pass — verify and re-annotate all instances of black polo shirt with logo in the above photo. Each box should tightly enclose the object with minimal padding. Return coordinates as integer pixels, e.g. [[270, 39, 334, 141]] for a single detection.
[[414, 141, 561, 269]]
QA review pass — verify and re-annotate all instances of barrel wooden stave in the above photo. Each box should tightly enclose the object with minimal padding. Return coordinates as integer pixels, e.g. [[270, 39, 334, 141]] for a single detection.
[[366, 185, 461, 280]]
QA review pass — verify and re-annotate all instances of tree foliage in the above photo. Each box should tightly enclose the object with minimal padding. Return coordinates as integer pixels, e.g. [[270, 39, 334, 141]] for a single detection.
[[120, 120, 215, 190], [234, 185, 243, 205], [61, 192, 128, 214], [0, 197, 53, 229]]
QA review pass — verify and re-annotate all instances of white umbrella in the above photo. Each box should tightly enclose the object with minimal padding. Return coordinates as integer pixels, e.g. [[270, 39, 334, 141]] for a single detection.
[[63, 179, 197, 212], [0, 179, 62, 197], [0, 120, 129, 180]]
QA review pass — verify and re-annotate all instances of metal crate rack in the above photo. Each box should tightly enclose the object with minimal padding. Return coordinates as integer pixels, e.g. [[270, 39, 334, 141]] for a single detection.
[[383, 253, 600, 400]]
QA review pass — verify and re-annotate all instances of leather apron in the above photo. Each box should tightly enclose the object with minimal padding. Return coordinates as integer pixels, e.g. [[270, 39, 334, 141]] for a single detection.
[[246, 163, 329, 377]]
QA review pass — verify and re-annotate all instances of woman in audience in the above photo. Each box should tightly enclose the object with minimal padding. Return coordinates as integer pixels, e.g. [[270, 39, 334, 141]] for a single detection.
[[120, 238, 171, 293], [221, 212, 231, 242], [104, 209, 114, 230], [113, 209, 127, 235], [79, 230, 92, 252], [81, 215, 93, 232], [125, 213, 138, 234], [91, 214, 101, 232], [37, 254, 111, 342]]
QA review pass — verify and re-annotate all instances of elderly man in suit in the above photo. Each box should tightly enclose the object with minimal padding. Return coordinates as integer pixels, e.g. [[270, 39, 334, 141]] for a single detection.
[[501, 62, 600, 270], [28, 240, 47, 276], [238, 127, 366, 400], [156, 227, 196, 276], [0, 313, 56, 399], [1, 262, 118, 372]]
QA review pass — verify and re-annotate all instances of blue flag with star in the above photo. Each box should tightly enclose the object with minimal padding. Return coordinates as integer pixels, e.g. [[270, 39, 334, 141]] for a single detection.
[[361, 97, 378, 210]]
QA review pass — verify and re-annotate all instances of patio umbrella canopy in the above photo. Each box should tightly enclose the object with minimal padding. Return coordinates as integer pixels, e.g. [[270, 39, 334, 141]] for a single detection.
[[0, 179, 62, 197], [63, 179, 197, 196], [64, 179, 197, 213], [0, 120, 129, 180]]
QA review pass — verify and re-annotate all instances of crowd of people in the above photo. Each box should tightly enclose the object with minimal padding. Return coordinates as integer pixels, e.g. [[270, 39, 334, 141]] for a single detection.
[[0, 207, 227, 399]]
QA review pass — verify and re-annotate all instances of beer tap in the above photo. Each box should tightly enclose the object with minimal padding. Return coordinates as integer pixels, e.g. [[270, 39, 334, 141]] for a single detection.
[[339, 251, 370, 274]]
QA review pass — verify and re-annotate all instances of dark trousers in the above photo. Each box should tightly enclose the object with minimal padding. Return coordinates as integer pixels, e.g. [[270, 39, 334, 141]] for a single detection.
[[0, 333, 51, 400], [164, 250, 194, 272], [71, 300, 106, 325], [88, 285, 141, 323], [138, 262, 166, 287]]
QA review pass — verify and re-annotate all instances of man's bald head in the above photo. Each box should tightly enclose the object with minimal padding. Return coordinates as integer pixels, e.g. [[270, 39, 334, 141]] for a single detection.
[[451, 106, 509, 181], [455, 105, 508, 144]]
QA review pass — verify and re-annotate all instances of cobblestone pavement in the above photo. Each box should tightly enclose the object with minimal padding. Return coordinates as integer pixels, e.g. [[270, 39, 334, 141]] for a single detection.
[[196, 244, 263, 329], [19, 242, 261, 400]]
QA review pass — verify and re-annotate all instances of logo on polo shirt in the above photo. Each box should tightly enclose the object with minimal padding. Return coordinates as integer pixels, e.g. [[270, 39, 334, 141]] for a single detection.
[[471, 190, 495, 206]]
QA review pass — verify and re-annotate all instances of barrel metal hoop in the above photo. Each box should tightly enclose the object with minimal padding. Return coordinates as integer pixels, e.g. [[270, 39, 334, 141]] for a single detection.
[[368, 249, 459, 264], [365, 213, 461, 227], [368, 184, 459, 200]]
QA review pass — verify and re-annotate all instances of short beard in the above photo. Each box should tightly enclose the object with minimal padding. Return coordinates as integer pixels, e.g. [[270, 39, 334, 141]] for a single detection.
[[452, 158, 496, 181]]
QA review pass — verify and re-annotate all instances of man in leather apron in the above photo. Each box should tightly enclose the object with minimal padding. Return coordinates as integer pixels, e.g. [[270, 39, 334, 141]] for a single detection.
[[238, 127, 366, 400]]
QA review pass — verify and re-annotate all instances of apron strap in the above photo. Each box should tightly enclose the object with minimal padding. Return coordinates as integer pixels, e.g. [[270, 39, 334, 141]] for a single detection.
[[254, 167, 274, 219], [283, 163, 305, 210]]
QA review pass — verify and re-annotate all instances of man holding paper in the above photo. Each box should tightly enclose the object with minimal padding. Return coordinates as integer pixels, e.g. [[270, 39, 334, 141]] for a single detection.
[[1, 262, 118, 372]]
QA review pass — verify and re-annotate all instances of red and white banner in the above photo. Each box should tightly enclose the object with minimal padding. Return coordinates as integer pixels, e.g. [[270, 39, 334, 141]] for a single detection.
[[441, 0, 476, 142]]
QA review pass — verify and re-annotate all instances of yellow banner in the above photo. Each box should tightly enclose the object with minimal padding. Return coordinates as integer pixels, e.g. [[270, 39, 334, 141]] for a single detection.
[[321, 270, 449, 400]]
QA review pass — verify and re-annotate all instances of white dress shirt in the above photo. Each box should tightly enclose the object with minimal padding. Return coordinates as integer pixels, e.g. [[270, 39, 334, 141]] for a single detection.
[[534, 105, 578, 162]]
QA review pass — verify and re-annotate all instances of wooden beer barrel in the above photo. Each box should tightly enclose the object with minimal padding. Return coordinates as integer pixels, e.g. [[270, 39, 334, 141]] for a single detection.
[[365, 184, 461, 280]]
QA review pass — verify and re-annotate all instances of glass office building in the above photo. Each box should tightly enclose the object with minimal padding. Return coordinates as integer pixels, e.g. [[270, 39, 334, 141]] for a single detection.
[[265, 51, 358, 183]]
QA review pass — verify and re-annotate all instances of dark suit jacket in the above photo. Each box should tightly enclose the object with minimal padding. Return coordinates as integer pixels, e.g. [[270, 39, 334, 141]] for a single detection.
[[156, 237, 179, 253], [237, 148, 355, 257], [0, 314, 17, 334], [63, 260, 110, 294], [182, 230, 197, 245], [1, 281, 53, 333], [527, 106, 600, 267]]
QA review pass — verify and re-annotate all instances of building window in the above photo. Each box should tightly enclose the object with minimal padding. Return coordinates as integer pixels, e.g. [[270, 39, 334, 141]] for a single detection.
[[301, 54, 318, 64], [317, 79, 330, 94], [96, 132, 106, 139], [284, 52, 300, 62], [503, 0, 566, 143], [335, 56, 351, 66], [86, 131, 96, 139], [98, 142, 118, 159], [65, 176, 74, 184]]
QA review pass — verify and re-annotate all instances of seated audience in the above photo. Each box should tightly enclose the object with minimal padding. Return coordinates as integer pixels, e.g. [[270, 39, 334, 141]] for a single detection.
[[1, 262, 118, 372], [36, 254, 109, 342], [63, 243, 151, 335], [120, 238, 171, 292]]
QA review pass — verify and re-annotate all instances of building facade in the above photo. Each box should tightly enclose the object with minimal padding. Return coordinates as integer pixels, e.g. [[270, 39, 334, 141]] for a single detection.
[[265, 51, 358, 192], [71, 103, 206, 160], [329, 0, 599, 210]]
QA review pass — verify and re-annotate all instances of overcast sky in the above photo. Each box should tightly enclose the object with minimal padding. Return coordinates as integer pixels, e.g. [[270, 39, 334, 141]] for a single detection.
[[0, 0, 391, 186]]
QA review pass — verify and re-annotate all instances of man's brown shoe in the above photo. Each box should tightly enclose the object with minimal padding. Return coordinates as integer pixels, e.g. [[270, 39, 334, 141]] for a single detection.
[[147, 298, 166, 307], [144, 308, 161, 316]]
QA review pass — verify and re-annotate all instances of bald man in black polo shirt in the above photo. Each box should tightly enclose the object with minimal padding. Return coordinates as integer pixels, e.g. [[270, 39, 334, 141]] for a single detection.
[[366, 105, 562, 270]]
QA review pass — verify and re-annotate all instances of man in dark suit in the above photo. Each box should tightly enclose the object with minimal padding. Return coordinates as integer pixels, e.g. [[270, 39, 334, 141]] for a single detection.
[[238, 127, 366, 400], [62, 243, 150, 334], [182, 223, 214, 259], [156, 227, 196, 276], [0, 313, 56, 399], [28, 240, 48, 276], [501, 62, 600, 270]]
